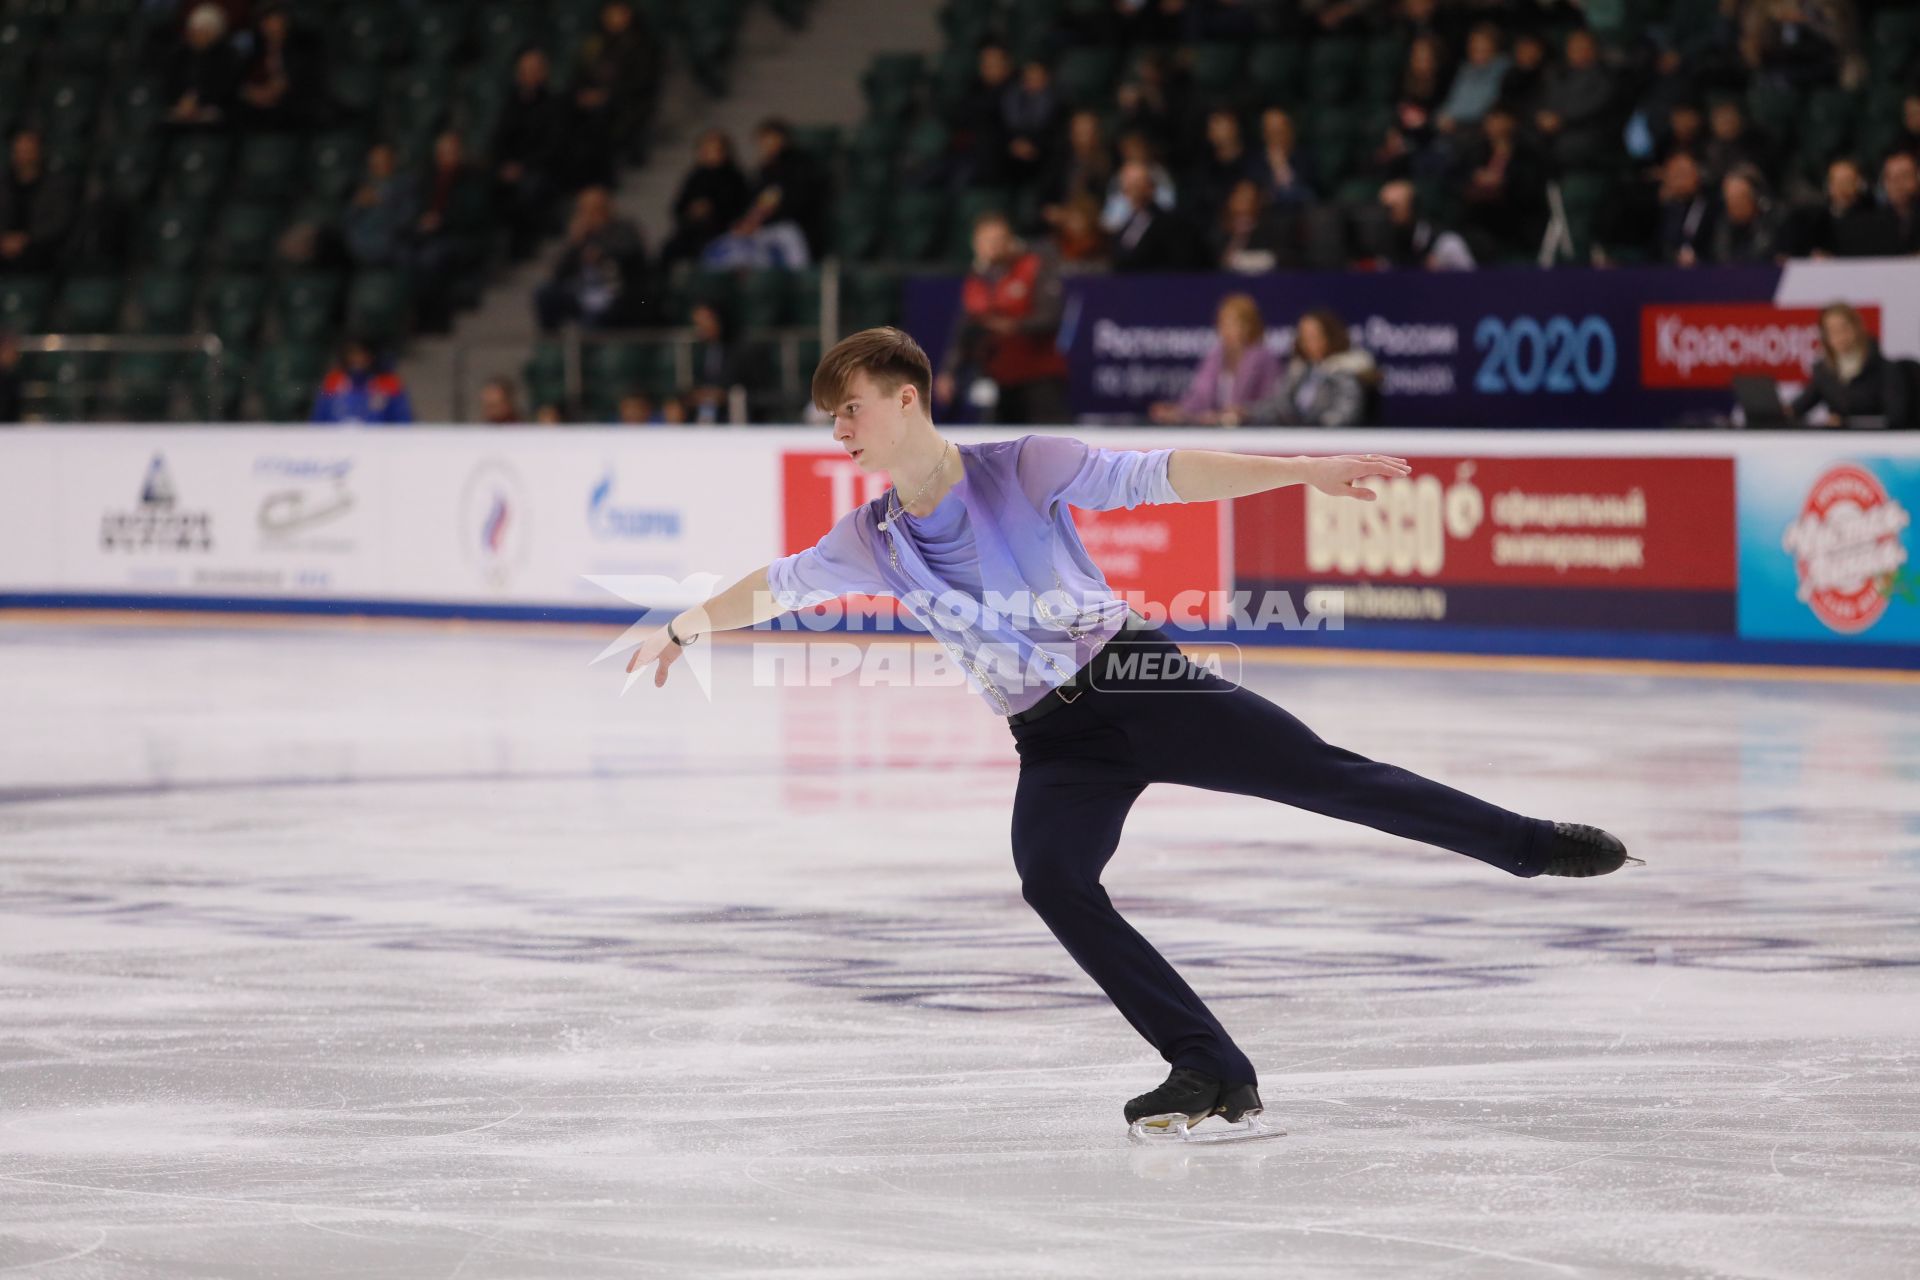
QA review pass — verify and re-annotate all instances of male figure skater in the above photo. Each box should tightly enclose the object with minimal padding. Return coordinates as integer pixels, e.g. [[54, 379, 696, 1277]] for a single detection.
[[625, 328, 1637, 1142]]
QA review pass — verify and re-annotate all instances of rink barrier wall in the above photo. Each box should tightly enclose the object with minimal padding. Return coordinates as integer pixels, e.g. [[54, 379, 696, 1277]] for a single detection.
[[0, 426, 1915, 669]]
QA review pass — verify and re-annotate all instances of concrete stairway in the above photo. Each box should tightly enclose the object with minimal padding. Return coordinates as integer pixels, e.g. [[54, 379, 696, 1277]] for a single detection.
[[403, 0, 943, 422]]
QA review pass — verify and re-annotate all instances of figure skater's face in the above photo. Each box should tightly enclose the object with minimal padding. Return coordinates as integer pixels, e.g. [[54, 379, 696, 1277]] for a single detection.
[[830, 371, 921, 473]]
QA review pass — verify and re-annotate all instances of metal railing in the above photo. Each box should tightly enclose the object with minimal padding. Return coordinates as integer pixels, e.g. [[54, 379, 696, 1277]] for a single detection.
[[12, 334, 226, 423]]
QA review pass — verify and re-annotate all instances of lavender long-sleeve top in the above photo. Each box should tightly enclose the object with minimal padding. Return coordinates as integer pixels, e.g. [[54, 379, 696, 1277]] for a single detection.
[[1176, 343, 1284, 418], [767, 435, 1181, 716]]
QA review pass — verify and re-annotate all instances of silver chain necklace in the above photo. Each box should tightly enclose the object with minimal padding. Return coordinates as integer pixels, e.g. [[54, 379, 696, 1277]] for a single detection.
[[877, 439, 953, 569]]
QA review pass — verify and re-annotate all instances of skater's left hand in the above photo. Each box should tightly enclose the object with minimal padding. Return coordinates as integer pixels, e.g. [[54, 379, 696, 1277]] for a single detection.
[[1304, 454, 1411, 502]]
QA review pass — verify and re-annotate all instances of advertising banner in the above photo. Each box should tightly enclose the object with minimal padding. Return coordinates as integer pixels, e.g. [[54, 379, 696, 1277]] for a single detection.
[[1233, 454, 1738, 632], [1739, 453, 1918, 645], [902, 259, 1920, 428]]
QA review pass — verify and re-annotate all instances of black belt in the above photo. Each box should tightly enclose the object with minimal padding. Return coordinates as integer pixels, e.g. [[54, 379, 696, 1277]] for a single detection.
[[1006, 612, 1156, 728]]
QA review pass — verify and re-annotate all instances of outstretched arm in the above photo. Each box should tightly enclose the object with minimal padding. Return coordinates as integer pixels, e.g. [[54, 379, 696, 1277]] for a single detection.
[[625, 566, 782, 686], [1167, 450, 1410, 504]]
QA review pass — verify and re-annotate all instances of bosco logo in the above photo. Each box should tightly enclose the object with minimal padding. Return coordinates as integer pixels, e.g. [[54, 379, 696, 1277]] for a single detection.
[[1780, 464, 1910, 634]]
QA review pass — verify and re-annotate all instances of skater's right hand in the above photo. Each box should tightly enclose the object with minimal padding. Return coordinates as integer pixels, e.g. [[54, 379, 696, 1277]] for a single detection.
[[624, 625, 684, 688]]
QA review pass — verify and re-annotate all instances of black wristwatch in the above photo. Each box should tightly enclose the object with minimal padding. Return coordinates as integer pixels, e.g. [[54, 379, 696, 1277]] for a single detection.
[[666, 620, 699, 647]]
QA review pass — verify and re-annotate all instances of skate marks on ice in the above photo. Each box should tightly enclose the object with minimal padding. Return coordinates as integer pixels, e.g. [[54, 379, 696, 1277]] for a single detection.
[[2, 622, 1920, 1277]]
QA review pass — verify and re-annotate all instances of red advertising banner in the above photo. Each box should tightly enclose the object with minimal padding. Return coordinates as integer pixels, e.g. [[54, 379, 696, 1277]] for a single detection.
[[1640, 304, 1882, 389], [1235, 456, 1737, 590], [782, 450, 1228, 614]]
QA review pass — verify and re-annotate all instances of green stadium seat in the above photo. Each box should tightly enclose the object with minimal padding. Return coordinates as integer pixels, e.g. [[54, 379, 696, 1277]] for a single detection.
[[409, 3, 470, 66], [524, 339, 566, 406], [102, 352, 177, 422], [258, 343, 330, 421], [584, 341, 651, 406], [863, 52, 925, 117], [53, 275, 124, 333], [210, 202, 284, 271], [274, 272, 345, 344], [842, 267, 898, 331], [1558, 171, 1611, 263], [789, 124, 842, 172], [306, 131, 367, 206], [339, 2, 409, 65], [738, 270, 789, 331], [889, 191, 948, 262], [789, 267, 821, 328], [130, 271, 195, 333], [835, 202, 883, 260], [680, 269, 739, 322], [474, 2, 542, 70], [0, 276, 53, 331], [345, 270, 411, 343], [206, 273, 267, 349], [1307, 116, 1358, 188], [1248, 42, 1305, 108], [232, 134, 305, 201], [383, 64, 454, 140], [1307, 39, 1361, 106], [329, 63, 381, 119], [1745, 82, 1801, 152], [1190, 43, 1246, 102], [46, 13, 117, 72], [100, 137, 161, 204], [41, 131, 90, 181], [1005, 0, 1060, 62], [1363, 35, 1407, 103], [901, 117, 950, 175], [164, 134, 231, 202], [1054, 46, 1120, 111], [109, 75, 166, 139], [143, 201, 214, 271], [1868, 10, 1920, 87], [36, 73, 101, 144]]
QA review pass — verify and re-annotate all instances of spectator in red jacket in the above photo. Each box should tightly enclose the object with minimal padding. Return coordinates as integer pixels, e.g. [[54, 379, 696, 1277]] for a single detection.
[[310, 340, 414, 425], [934, 210, 1070, 425]]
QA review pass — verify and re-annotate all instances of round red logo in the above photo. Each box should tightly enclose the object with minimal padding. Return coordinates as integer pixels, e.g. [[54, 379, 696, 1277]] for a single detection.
[[1780, 464, 1910, 634]]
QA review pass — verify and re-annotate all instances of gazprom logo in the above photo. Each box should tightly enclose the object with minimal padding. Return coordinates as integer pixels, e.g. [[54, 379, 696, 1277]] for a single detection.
[[587, 466, 682, 541]]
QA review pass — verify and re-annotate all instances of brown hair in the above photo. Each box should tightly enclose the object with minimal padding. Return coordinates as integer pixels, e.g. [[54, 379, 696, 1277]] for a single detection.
[[811, 326, 933, 414], [1815, 303, 1871, 365], [1297, 307, 1351, 358], [1217, 293, 1264, 345]]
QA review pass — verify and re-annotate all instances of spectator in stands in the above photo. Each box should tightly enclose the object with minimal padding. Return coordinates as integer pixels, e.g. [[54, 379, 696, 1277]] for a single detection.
[[1111, 159, 1198, 272], [1707, 167, 1782, 264], [658, 396, 689, 425], [534, 403, 566, 425], [935, 210, 1069, 425], [1215, 179, 1292, 273], [1304, 0, 1384, 37], [1739, 0, 1857, 91], [311, 339, 414, 425], [1659, 153, 1718, 265], [343, 143, 418, 268], [1251, 308, 1376, 427], [1375, 178, 1475, 269], [405, 130, 492, 333], [477, 377, 522, 425], [534, 186, 648, 332], [573, 1, 663, 167], [1535, 28, 1617, 169], [659, 131, 750, 267], [949, 42, 1014, 187], [1000, 59, 1059, 191], [165, 3, 241, 128], [1703, 99, 1774, 186], [1891, 94, 1920, 163], [1454, 105, 1548, 263], [1189, 108, 1254, 228], [1877, 152, 1920, 256], [236, 2, 322, 132], [1051, 194, 1109, 266], [0, 131, 76, 275], [1251, 108, 1316, 210], [617, 390, 657, 424], [1112, 51, 1180, 154], [1040, 110, 1114, 226], [1657, 101, 1707, 166], [492, 47, 568, 261], [1391, 35, 1451, 167], [686, 301, 747, 424], [1500, 32, 1549, 121], [0, 332, 20, 423], [1437, 24, 1511, 133], [706, 119, 822, 269], [1149, 293, 1282, 427], [1791, 303, 1910, 427], [1796, 157, 1885, 257], [1101, 132, 1175, 232]]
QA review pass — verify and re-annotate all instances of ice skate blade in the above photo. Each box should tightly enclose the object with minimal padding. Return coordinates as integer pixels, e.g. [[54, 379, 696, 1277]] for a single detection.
[[1127, 1112, 1287, 1146]]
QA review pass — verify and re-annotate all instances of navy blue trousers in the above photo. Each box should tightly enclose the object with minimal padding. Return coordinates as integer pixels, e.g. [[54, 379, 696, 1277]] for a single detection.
[[1008, 628, 1552, 1087]]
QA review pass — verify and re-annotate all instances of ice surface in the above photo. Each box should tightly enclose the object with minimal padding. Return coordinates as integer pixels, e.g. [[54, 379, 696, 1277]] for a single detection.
[[1, 619, 1917, 1278]]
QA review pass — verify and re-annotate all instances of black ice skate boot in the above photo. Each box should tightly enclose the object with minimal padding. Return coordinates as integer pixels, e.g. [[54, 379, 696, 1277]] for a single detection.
[[1124, 1067, 1221, 1131], [1213, 1082, 1264, 1124], [1541, 823, 1644, 877]]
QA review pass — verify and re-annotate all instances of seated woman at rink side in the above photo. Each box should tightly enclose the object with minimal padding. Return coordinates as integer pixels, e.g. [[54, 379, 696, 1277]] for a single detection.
[[1147, 293, 1283, 427], [1789, 303, 1915, 430], [1250, 308, 1379, 428], [623, 327, 1638, 1144]]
